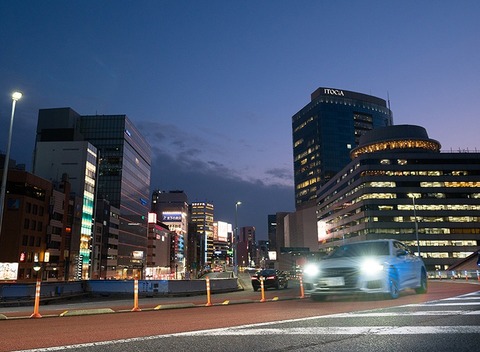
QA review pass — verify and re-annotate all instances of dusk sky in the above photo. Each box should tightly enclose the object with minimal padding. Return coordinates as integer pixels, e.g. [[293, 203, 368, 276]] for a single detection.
[[0, 1, 479, 239]]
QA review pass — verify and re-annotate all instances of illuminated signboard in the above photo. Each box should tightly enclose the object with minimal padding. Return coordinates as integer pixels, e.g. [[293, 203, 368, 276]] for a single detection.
[[216, 221, 230, 242], [0, 262, 18, 280], [148, 212, 157, 224], [162, 212, 182, 222], [268, 251, 277, 261]]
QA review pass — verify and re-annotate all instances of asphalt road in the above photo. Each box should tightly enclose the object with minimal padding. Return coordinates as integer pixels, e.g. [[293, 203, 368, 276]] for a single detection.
[[1, 281, 479, 352]]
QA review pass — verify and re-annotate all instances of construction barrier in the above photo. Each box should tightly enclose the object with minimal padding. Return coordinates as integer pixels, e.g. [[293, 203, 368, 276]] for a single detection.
[[299, 275, 305, 299], [30, 280, 42, 318], [131, 279, 141, 312], [260, 277, 266, 302], [205, 277, 212, 306]]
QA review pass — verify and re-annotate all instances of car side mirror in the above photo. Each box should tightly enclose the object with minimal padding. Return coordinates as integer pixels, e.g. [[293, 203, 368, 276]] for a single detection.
[[396, 249, 408, 257]]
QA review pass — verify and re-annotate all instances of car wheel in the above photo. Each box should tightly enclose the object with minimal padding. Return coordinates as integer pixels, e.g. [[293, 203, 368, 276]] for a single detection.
[[275, 281, 280, 290], [284, 281, 288, 289], [253, 286, 258, 292], [387, 270, 399, 299], [415, 269, 428, 294], [311, 295, 326, 302]]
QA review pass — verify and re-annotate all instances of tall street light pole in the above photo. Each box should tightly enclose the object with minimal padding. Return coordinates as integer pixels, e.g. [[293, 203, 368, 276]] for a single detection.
[[233, 201, 241, 276], [408, 193, 421, 257], [0, 91, 22, 241]]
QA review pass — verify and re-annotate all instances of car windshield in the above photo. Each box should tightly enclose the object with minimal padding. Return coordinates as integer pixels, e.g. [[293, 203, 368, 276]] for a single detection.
[[328, 242, 390, 258]]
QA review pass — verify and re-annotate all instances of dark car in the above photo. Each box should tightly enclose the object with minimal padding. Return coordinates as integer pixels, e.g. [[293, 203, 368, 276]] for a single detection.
[[251, 269, 289, 291]]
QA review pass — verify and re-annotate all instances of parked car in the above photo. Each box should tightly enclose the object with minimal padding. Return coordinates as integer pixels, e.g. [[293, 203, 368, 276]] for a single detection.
[[303, 239, 428, 301], [251, 269, 289, 291]]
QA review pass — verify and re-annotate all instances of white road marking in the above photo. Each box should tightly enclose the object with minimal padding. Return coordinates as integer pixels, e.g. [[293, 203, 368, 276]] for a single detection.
[[181, 326, 480, 336], [405, 302, 480, 307], [318, 311, 480, 317], [14, 291, 480, 352]]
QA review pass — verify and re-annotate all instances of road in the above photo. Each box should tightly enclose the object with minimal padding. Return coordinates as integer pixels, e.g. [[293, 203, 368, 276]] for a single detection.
[[1, 280, 479, 352]]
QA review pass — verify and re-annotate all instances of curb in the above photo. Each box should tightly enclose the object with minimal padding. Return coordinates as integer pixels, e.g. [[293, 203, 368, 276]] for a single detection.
[[60, 308, 116, 317]]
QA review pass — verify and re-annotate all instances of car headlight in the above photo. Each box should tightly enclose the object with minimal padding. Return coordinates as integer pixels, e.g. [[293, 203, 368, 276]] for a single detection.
[[303, 263, 320, 277], [360, 259, 384, 275]]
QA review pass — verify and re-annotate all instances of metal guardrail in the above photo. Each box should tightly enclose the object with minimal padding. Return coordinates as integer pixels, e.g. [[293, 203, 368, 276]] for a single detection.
[[428, 270, 480, 281]]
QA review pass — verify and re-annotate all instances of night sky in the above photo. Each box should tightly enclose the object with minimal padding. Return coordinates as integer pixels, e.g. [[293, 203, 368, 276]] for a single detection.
[[0, 1, 479, 239]]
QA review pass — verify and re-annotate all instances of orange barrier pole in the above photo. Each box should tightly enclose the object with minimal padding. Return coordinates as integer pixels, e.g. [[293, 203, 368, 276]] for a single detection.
[[299, 275, 305, 299], [131, 279, 141, 312], [205, 276, 212, 306], [260, 277, 266, 302], [30, 279, 42, 318]]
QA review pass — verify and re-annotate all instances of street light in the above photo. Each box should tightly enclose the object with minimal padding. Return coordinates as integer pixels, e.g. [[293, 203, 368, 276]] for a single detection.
[[233, 201, 242, 276], [408, 193, 421, 257], [0, 91, 22, 241]]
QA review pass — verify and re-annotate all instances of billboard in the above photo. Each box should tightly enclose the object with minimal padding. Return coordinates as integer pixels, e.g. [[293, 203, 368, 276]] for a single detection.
[[162, 212, 182, 222], [0, 262, 18, 280], [216, 221, 231, 242]]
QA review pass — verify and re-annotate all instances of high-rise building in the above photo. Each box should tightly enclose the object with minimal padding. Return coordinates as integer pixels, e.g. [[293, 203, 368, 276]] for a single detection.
[[93, 199, 120, 279], [316, 125, 480, 270], [239, 226, 256, 267], [34, 108, 151, 279], [151, 190, 188, 274], [33, 141, 97, 279], [146, 212, 174, 279], [292, 87, 393, 209], [190, 202, 214, 270], [212, 221, 232, 269]]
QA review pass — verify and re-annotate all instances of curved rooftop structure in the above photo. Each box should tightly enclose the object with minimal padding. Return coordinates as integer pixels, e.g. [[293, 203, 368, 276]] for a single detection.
[[350, 124, 441, 159]]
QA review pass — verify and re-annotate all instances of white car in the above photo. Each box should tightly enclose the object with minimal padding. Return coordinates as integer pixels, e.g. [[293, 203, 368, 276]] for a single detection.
[[303, 239, 428, 300]]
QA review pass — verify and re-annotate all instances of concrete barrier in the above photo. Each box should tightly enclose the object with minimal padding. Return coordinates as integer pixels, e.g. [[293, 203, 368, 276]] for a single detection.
[[0, 278, 239, 303]]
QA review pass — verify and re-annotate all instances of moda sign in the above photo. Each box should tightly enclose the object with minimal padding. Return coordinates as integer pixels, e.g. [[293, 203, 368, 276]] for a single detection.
[[324, 88, 345, 96]]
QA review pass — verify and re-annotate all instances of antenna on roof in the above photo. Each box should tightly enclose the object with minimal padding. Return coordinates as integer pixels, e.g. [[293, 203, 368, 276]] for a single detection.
[[387, 91, 393, 125]]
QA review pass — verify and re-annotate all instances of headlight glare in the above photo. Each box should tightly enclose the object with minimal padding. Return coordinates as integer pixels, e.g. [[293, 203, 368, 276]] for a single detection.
[[361, 259, 384, 275], [303, 263, 320, 277]]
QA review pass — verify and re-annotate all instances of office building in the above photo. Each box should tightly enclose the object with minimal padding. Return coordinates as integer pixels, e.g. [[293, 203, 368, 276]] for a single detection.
[[146, 212, 174, 279], [212, 221, 232, 269], [292, 87, 393, 209], [33, 141, 97, 279], [151, 190, 188, 274], [190, 202, 214, 270], [34, 108, 151, 279], [239, 226, 256, 268], [316, 125, 480, 270], [92, 200, 120, 279]]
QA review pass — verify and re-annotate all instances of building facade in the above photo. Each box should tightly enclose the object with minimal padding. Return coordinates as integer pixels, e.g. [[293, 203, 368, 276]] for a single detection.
[[190, 202, 214, 270], [0, 166, 52, 282], [316, 125, 480, 270], [151, 190, 188, 275], [92, 200, 120, 279], [34, 108, 151, 279], [146, 212, 174, 279], [292, 87, 393, 209], [33, 141, 97, 279]]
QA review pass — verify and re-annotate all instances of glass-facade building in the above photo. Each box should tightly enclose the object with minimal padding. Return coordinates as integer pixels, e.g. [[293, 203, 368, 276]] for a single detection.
[[190, 202, 214, 269], [292, 87, 393, 209], [34, 108, 151, 279], [79, 115, 151, 278], [316, 125, 480, 270]]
